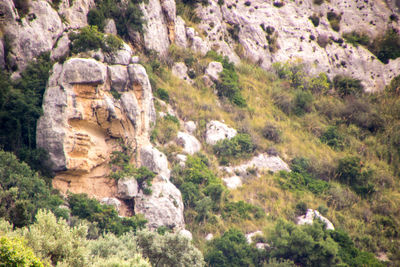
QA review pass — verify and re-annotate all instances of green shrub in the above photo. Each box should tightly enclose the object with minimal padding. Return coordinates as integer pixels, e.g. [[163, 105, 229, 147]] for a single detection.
[[308, 72, 330, 93], [0, 150, 64, 228], [386, 74, 400, 95], [151, 115, 180, 144], [293, 90, 313, 116], [336, 157, 375, 197], [327, 11, 341, 32], [343, 31, 370, 47], [205, 228, 266, 267], [268, 220, 340, 266], [320, 126, 345, 150], [68, 193, 147, 236], [154, 88, 170, 102], [69, 26, 122, 54], [0, 236, 44, 267], [295, 201, 308, 216], [369, 28, 400, 64], [262, 123, 282, 143], [213, 133, 255, 160], [215, 57, 247, 107], [87, 8, 106, 31], [333, 75, 364, 97], [222, 201, 265, 222]]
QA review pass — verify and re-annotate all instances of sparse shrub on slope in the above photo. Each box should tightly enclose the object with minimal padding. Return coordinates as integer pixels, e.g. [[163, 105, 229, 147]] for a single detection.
[[213, 133, 255, 160], [369, 28, 400, 64], [0, 236, 44, 267]]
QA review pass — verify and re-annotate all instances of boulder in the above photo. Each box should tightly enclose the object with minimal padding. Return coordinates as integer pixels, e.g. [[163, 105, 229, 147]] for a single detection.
[[100, 197, 121, 211], [50, 33, 70, 62], [140, 146, 170, 179], [222, 176, 242, 190], [205, 233, 214, 241], [104, 19, 117, 35], [175, 16, 188, 48], [297, 209, 335, 230], [205, 120, 237, 145], [184, 121, 197, 134], [221, 154, 291, 177], [176, 132, 201, 155], [246, 231, 263, 244], [58, 0, 95, 28], [178, 229, 193, 240], [108, 65, 129, 92], [104, 43, 133, 65], [176, 154, 187, 168], [118, 178, 139, 199], [205, 61, 223, 82], [62, 58, 107, 84], [134, 180, 184, 230], [172, 62, 192, 83]]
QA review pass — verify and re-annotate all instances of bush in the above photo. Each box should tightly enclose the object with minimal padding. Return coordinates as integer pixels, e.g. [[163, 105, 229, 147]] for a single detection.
[[154, 88, 170, 102], [213, 133, 255, 160], [0, 150, 63, 228], [369, 28, 400, 64], [262, 123, 282, 143], [386, 74, 400, 95], [151, 115, 180, 144], [68, 193, 147, 236], [320, 126, 345, 150], [343, 31, 370, 47], [0, 236, 44, 267], [205, 228, 266, 267], [333, 75, 364, 97], [336, 157, 375, 197], [293, 90, 313, 116], [222, 201, 265, 222], [327, 11, 341, 32], [69, 26, 122, 54]]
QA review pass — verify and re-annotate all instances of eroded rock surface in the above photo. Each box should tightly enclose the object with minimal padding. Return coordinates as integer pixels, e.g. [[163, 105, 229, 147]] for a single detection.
[[205, 120, 237, 145], [297, 209, 335, 230], [176, 132, 201, 155]]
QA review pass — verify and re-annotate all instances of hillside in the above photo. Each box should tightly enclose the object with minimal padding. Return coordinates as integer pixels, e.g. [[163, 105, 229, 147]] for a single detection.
[[0, 0, 400, 266]]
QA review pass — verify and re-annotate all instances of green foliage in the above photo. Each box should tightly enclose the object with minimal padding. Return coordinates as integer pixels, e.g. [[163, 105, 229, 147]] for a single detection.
[[0, 54, 53, 173], [135, 230, 205, 267], [213, 133, 255, 160], [268, 220, 340, 267], [0, 150, 63, 228], [386, 74, 400, 95], [87, 0, 146, 38], [336, 157, 375, 197], [154, 88, 170, 102], [343, 31, 370, 47], [330, 230, 384, 267], [69, 26, 122, 54], [205, 228, 266, 267], [222, 201, 265, 222], [320, 126, 345, 150], [0, 236, 44, 267], [333, 75, 364, 97], [327, 11, 341, 32], [151, 114, 180, 144], [277, 158, 330, 194], [293, 90, 313, 116], [369, 28, 400, 64], [262, 123, 282, 143], [68, 193, 147, 236], [215, 57, 247, 107]]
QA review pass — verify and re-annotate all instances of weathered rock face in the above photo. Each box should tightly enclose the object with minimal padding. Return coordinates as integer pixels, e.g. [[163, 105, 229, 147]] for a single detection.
[[222, 176, 242, 190], [37, 56, 155, 197], [297, 209, 335, 230], [205, 120, 237, 145], [134, 178, 185, 230], [193, 0, 400, 91], [205, 61, 223, 82], [118, 178, 139, 199], [58, 0, 95, 29], [172, 62, 192, 83], [2, 0, 64, 71], [140, 145, 170, 179], [176, 132, 201, 155]]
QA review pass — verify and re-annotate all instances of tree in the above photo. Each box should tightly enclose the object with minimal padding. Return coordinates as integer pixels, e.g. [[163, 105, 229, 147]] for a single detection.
[[0, 236, 44, 267]]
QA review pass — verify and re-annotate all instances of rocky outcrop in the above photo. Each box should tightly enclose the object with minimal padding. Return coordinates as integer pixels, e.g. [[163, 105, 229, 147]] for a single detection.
[[184, 121, 197, 134], [100, 197, 121, 211], [50, 33, 70, 62], [140, 145, 170, 179], [118, 178, 139, 199], [297, 209, 335, 230], [2, 0, 64, 71], [205, 61, 223, 82], [134, 178, 185, 230], [222, 176, 242, 190], [37, 53, 155, 197], [194, 0, 400, 91], [58, 0, 95, 28], [176, 132, 201, 155], [172, 62, 192, 83], [205, 120, 237, 145], [104, 19, 118, 35]]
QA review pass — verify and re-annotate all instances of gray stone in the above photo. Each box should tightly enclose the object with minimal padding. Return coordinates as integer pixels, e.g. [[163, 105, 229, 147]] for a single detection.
[[172, 62, 191, 83], [205, 233, 214, 241], [175, 16, 188, 48], [297, 209, 335, 230], [178, 229, 193, 240], [105, 43, 133, 66], [131, 56, 140, 64], [0, 39, 5, 69], [140, 146, 170, 179], [184, 121, 197, 134], [51, 33, 70, 62], [223, 176, 243, 190], [176, 132, 201, 155], [205, 61, 223, 82], [246, 231, 263, 244], [58, 0, 95, 28], [104, 19, 118, 35], [108, 65, 129, 92], [134, 179, 184, 230], [118, 178, 139, 199], [205, 120, 237, 145], [100, 197, 121, 211], [62, 58, 107, 84], [176, 154, 187, 168]]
